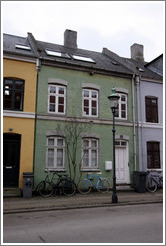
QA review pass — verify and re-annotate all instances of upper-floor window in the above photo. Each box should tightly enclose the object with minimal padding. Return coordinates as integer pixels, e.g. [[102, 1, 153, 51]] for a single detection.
[[82, 138, 99, 170], [147, 141, 160, 169], [115, 93, 127, 120], [3, 78, 24, 111], [46, 136, 65, 170], [145, 97, 158, 123], [82, 89, 98, 117], [48, 85, 66, 114]]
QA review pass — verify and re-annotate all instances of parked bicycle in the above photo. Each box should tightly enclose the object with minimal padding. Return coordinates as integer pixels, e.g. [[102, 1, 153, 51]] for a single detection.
[[36, 171, 77, 198], [77, 172, 110, 194], [146, 171, 163, 193]]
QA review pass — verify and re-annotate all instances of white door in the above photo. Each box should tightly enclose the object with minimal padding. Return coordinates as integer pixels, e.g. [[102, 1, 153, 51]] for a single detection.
[[115, 140, 130, 184]]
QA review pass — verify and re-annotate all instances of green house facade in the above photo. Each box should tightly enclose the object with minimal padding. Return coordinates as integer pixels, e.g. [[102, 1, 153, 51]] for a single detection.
[[33, 30, 137, 187]]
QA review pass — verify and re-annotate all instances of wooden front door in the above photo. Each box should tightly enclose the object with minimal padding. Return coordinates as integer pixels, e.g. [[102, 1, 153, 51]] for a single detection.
[[115, 140, 130, 184], [3, 134, 21, 187]]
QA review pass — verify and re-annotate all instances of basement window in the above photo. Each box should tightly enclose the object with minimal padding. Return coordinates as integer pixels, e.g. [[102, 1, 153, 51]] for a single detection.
[[72, 54, 95, 63], [15, 44, 31, 50], [45, 49, 70, 58]]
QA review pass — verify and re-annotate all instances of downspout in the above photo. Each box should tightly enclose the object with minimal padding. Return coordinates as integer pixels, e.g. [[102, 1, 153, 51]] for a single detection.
[[132, 74, 137, 171], [33, 58, 40, 175]]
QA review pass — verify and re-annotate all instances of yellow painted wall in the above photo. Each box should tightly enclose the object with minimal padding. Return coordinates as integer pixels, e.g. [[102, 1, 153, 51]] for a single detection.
[[3, 58, 37, 113], [3, 117, 35, 188], [3, 58, 37, 189]]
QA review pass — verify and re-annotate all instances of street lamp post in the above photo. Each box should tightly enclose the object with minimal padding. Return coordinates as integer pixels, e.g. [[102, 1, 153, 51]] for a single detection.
[[108, 87, 120, 203]]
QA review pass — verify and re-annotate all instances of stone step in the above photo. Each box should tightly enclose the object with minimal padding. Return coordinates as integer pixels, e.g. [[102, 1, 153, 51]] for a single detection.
[[3, 188, 22, 197]]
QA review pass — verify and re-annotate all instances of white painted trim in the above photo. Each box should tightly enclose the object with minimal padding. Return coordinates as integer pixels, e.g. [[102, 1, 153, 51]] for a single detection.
[[3, 110, 35, 119], [82, 83, 100, 90], [3, 55, 36, 63], [48, 78, 68, 86], [37, 114, 134, 127], [138, 122, 163, 129]]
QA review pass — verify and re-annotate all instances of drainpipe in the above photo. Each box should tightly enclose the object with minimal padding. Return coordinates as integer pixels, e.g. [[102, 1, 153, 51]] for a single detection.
[[33, 58, 40, 175], [132, 74, 137, 171]]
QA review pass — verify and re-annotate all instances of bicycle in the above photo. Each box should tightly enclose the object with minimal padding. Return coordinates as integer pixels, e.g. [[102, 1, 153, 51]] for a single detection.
[[146, 171, 163, 193], [77, 172, 110, 194], [36, 171, 77, 198]]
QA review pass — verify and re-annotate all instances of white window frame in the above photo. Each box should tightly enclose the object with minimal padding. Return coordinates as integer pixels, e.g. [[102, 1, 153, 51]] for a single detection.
[[48, 84, 66, 114], [82, 138, 99, 170], [115, 93, 128, 120], [82, 89, 98, 117], [46, 136, 66, 170]]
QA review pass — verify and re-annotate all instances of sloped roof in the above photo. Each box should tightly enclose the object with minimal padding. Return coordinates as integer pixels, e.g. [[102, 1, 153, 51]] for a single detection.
[[3, 33, 38, 58], [36, 39, 133, 76]]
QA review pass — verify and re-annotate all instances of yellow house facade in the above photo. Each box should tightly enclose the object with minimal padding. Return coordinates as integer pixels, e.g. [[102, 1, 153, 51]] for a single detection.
[[3, 56, 38, 189]]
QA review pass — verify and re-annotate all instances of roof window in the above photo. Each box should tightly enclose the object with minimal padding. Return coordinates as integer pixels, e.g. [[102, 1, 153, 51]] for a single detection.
[[72, 54, 95, 63], [15, 44, 31, 50], [45, 49, 70, 58]]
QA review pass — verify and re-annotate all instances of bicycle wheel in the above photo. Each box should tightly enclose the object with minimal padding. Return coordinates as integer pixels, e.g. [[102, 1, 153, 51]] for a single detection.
[[97, 178, 110, 193], [62, 179, 77, 196], [77, 179, 92, 194], [38, 181, 54, 197], [146, 180, 157, 193]]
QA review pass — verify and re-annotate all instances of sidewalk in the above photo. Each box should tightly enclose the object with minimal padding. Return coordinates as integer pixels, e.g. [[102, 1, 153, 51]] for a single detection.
[[3, 189, 163, 214]]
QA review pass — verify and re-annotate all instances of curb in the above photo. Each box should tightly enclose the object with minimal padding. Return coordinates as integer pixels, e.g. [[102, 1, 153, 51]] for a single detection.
[[3, 199, 163, 214]]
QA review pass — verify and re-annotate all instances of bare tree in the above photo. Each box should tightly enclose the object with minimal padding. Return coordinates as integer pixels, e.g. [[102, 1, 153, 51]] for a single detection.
[[56, 118, 92, 184]]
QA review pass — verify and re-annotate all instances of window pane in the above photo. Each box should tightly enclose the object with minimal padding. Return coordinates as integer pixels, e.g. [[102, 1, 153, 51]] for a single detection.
[[121, 111, 126, 118], [15, 81, 23, 90], [49, 104, 55, 112], [58, 105, 64, 113], [59, 97, 64, 104], [92, 108, 97, 115], [92, 100, 96, 107], [84, 90, 89, 97], [48, 149, 54, 167], [92, 91, 97, 98], [50, 96, 55, 103], [92, 140, 97, 148], [83, 140, 89, 147], [48, 139, 54, 146], [59, 87, 64, 94], [121, 95, 126, 101], [84, 100, 89, 107], [50, 86, 56, 93], [57, 139, 63, 146], [83, 107, 89, 115]]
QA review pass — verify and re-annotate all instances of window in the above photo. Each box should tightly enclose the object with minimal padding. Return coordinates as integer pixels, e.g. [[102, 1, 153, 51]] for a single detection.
[[3, 78, 24, 111], [115, 93, 127, 120], [46, 137, 65, 170], [82, 138, 99, 169], [48, 85, 66, 114], [72, 55, 95, 63], [145, 97, 158, 123], [147, 142, 160, 169], [82, 89, 98, 117], [45, 50, 70, 58]]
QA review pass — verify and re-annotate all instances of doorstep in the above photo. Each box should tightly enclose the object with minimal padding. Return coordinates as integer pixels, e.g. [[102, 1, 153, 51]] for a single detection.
[[3, 188, 22, 197]]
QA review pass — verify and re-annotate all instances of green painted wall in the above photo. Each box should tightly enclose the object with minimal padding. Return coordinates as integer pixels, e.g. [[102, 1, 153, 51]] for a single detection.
[[34, 65, 137, 187]]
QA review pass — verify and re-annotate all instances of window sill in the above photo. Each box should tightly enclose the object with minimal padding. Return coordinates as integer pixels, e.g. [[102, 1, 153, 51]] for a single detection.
[[45, 168, 66, 172], [81, 169, 100, 172]]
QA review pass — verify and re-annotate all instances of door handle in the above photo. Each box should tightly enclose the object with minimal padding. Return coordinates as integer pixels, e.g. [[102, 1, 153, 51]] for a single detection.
[[5, 166, 12, 169]]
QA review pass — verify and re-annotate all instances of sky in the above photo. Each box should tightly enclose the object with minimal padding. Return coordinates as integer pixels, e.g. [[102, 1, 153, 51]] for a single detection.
[[1, 1, 165, 62]]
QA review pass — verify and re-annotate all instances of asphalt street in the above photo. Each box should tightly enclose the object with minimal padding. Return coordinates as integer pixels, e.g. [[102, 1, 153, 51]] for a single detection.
[[3, 203, 163, 244]]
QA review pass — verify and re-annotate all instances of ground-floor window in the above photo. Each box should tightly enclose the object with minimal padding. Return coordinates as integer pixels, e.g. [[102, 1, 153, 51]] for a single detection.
[[46, 136, 65, 170], [82, 138, 99, 170], [147, 141, 160, 169]]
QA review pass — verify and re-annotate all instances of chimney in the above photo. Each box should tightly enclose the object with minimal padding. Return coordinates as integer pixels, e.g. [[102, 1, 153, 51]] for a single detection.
[[64, 29, 77, 49], [130, 43, 144, 62]]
